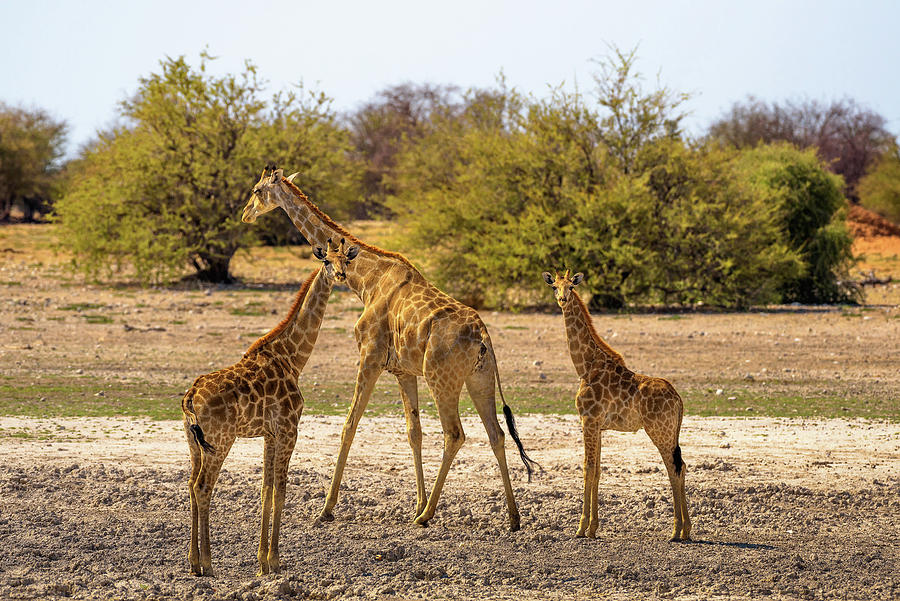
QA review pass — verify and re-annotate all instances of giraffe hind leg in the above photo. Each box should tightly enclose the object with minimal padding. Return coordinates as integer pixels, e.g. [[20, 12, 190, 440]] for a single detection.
[[466, 368, 520, 532], [674, 446, 691, 540], [186, 427, 202, 575], [646, 428, 685, 541]]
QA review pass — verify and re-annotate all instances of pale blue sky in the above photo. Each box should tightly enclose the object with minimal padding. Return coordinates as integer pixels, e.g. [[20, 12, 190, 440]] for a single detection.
[[2, 0, 898, 157]]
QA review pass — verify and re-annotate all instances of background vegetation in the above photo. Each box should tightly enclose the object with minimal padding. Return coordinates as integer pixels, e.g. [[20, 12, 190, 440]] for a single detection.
[[2, 48, 898, 308]]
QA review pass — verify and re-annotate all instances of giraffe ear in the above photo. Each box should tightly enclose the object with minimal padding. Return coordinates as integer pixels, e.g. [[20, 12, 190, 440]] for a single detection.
[[286, 172, 300, 183], [571, 272, 584, 286], [346, 246, 360, 261], [272, 168, 283, 182], [313, 246, 326, 261], [542, 272, 554, 286]]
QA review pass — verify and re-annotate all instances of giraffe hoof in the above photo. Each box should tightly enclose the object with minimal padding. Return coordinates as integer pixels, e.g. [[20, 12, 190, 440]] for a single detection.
[[317, 511, 334, 523], [412, 516, 429, 528], [575, 531, 586, 538]]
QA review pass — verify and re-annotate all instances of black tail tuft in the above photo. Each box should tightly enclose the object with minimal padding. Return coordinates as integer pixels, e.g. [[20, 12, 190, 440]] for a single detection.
[[190, 424, 215, 453], [502, 404, 542, 482], [673, 445, 684, 476]]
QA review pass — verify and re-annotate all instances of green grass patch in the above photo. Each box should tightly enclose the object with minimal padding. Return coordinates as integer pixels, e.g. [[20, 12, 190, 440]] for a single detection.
[[83, 314, 114, 324], [0, 376, 184, 420], [60, 302, 104, 311], [657, 315, 685, 320], [681, 387, 898, 420], [0, 281, 22, 286], [3, 373, 894, 422], [229, 308, 268, 316]]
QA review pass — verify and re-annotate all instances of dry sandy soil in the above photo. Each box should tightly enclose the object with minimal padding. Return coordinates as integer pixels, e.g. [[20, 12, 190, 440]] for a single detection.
[[0, 414, 898, 601], [1, 224, 899, 600]]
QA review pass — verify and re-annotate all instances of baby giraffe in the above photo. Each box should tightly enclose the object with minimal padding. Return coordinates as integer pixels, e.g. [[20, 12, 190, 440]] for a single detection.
[[182, 239, 359, 577], [543, 270, 691, 541]]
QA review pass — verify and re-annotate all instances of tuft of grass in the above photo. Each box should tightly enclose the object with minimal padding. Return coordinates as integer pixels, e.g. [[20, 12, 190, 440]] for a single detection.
[[60, 303, 104, 311], [229, 307, 268, 316], [83, 314, 113, 324]]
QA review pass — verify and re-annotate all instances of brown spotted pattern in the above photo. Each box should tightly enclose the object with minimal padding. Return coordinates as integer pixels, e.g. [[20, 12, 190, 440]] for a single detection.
[[240, 166, 529, 532], [181, 242, 355, 577], [543, 270, 691, 541]]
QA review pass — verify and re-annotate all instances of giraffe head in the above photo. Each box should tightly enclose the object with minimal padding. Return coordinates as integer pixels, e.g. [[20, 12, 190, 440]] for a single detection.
[[313, 237, 360, 283], [542, 269, 584, 308], [241, 164, 301, 223]]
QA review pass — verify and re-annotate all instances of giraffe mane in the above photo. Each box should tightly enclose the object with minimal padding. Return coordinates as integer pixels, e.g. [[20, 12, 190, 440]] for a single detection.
[[572, 291, 627, 367], [244, 268, 321, 356], [280, 178, 417, 270]]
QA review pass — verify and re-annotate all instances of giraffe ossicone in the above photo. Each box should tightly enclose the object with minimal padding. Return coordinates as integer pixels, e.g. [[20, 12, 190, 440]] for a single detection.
[[544, 269, 691, 541]]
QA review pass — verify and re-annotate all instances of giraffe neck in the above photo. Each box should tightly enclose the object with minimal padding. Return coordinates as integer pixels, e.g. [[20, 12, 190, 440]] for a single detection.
[[276, 182, 419, 304], [246, 268, 333, 377], [276, 191, 341, 255], [275, 267, 334, 375], [561, 292, 626, 378]]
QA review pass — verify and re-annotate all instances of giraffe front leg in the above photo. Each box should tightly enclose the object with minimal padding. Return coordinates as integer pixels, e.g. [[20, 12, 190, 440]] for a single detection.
[[414, 401, 465, 528], [577, 418, 599, 538], [268, 428, 297, 574], [319, 357, 381, 522], [257, 437, 276, 576], [398, 374, 426, 518], [587, 433, 601, 539]]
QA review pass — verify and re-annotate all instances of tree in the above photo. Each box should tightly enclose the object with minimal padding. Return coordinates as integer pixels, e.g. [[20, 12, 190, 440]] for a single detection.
[[735, 144, 858, 304], [0, 103, 67, 222], [54, 53, 360, 283], [858, 145, 900, 224], [388, 72, 800, 309], [592, 46, 690, 175], [347, 83, 459, 217], [708, 97, 895, 201]]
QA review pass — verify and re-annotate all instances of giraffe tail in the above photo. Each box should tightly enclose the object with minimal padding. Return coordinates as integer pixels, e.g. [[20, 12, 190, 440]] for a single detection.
[[182, 389, 215, 453], [482, 331, 542, 482]]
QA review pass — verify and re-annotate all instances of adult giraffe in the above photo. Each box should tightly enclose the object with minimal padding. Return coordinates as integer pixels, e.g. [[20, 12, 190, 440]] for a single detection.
[[241, 165, 538, 530]]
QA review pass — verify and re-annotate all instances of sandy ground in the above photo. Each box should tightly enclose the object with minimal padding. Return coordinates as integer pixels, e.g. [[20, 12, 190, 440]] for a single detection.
[[1, 225, 900, 600], [0, 414, 898, 600]]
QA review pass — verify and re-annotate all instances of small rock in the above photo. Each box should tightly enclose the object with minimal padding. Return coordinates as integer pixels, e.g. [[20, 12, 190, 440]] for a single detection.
[[74, 368, 84, 375]]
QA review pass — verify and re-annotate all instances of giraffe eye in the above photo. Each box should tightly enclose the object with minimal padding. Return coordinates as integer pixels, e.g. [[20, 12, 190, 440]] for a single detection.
[[323, 259, 331, 266]]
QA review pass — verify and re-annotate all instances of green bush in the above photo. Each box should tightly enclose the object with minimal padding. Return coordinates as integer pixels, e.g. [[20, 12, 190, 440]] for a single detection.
[[388, 81, 804, 309], [858, 147, 900, 225], [735, 144, 858, 303], [54, 53, 360, 284]]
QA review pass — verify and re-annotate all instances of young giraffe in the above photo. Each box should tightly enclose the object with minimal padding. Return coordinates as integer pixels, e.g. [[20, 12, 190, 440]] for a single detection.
[[542, 270, 691, 541], [182, 240, 358, 577], [241, 165, 538, 531]]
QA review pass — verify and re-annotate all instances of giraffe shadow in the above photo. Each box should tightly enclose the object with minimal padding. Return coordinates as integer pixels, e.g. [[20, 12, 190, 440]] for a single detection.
[[679, 539, 776, 551]]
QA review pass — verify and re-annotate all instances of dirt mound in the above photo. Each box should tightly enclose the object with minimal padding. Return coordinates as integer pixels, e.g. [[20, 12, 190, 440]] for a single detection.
[[847, 204, 900, 238]]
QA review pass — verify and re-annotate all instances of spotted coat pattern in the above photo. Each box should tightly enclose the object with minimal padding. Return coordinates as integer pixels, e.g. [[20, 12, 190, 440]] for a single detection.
[[544, 270, 691, 541], [182, 242, 353, 577], [240, 166, 534, 531]]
